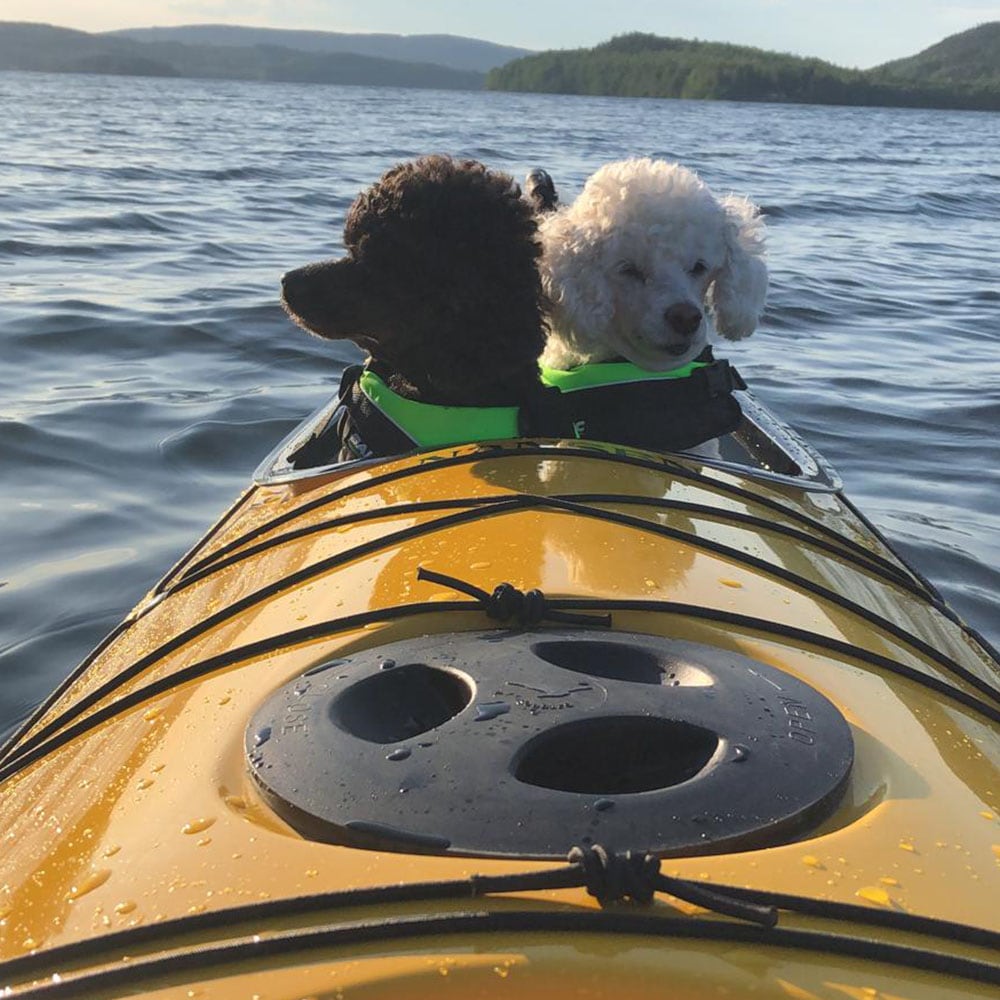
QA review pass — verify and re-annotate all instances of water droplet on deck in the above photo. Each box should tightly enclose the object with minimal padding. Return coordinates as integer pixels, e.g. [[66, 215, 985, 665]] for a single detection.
[[253, 726, 272, 747], [719, 578, 743, 589], [182, 817, 216, 836], [801, 855, 824, 869], [115, 901, 137, 915], [66, 869, 112, 901], [731, 745, 750, 762], [305, 658, 347, 677], [386, 748, 411, 761], [856, 886, 891, 907], [474, 701, 510, 721], [379, 659, 397, 670], [594, 798, 615, 812]]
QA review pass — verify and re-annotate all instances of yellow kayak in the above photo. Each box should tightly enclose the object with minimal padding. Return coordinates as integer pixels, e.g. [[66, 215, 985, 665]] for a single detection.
[[1, 391, 998, 997]]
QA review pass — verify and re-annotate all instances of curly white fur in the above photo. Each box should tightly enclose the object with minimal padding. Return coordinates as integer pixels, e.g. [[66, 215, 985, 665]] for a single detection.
[[539, 158, 768, 371]]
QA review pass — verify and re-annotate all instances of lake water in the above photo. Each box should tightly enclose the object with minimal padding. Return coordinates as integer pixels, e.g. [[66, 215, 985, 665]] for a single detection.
[[1, 71, 998, 739]]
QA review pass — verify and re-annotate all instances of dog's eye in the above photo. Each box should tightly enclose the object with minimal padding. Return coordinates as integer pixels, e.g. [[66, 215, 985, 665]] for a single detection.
[[689, 259, 710, 277], [617, 260, 646, 281]]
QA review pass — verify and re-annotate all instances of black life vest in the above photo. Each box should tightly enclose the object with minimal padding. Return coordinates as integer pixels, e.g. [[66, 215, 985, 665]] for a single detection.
[[539, 349, 746, 453]]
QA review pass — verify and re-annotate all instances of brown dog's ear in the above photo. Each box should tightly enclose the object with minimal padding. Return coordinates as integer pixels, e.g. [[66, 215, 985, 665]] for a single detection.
[[280, 257, 379, 341]]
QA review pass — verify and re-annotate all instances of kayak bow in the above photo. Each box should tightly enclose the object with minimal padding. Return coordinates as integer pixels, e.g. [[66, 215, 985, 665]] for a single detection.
[[1, 391, 997, 998]]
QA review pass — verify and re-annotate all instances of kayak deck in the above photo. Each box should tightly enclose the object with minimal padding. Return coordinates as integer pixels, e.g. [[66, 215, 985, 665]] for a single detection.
[[1, 417, 998, 995]]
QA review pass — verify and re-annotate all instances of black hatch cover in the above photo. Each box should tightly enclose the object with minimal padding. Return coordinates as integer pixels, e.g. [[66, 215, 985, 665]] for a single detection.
[[246, 630, 854, 858]]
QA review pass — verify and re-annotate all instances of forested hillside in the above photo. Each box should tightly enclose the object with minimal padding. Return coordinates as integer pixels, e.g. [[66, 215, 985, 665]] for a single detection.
[[487, 28, 1000, 111], [871, 22, 1000, 91], [0, 22, 484, 89]]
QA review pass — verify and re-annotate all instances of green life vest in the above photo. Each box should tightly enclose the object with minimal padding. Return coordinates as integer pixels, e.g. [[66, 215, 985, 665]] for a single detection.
[[357, 369, 521, 449], [540, 358, 709, 393]]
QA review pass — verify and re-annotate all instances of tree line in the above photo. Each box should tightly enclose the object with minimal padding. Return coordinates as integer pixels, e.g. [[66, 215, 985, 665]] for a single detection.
[[486, 34, 1000, 112]]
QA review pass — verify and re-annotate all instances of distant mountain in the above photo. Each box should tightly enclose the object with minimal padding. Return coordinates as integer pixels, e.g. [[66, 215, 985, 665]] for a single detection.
[[105, 24, 531, 73], [5, 19, 998, 110], [0, 22, 181, 77], [0, 22, 126, 71], [871, 22, 1000, 88], [0, 22, 485, 89], [486, 28, 1000, 111]]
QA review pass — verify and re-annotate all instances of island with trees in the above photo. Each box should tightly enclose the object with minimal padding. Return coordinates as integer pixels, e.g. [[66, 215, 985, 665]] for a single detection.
[[487, 25, 1000, 111]]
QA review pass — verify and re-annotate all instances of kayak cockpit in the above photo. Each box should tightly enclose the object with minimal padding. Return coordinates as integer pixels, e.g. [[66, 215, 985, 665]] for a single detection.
[[255, 385, 842, 491]]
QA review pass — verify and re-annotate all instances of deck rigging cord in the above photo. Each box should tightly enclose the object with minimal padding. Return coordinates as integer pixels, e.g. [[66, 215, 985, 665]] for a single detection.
[[176, 442, 912, 591], [8, 442, 997, 767], [3, 549, 1000, 782], [2, 844, 998, 994]]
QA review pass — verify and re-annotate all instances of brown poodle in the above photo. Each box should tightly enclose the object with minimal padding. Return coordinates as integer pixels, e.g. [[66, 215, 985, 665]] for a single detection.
[[281, 155, 554, 464]]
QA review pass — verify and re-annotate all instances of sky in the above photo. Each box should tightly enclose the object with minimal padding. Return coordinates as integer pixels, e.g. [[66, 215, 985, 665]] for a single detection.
[[4, 0, 1000, 69]]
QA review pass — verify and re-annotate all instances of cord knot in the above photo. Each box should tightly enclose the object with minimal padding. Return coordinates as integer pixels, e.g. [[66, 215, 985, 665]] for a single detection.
[[487, 582, 547, 626], [416, 567, 611, 629], [568, 844, 661, 906]]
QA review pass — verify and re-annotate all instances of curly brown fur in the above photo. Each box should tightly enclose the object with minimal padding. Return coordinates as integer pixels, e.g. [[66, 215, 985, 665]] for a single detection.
[[281, 155, 548, 406]]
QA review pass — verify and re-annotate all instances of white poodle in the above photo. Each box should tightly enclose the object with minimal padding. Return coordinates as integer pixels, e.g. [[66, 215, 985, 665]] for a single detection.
[[538, 158, 768, 372]]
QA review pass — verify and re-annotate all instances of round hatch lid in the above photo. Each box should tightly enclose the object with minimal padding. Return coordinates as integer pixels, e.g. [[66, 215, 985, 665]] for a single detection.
[[246, 630, 853, 858]]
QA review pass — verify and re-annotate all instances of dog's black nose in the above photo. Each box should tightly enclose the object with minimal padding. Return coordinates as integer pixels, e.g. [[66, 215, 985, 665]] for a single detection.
[[280, 267, 310, 301], [665, 302, 703, 337], [280, 268, 310, 310]]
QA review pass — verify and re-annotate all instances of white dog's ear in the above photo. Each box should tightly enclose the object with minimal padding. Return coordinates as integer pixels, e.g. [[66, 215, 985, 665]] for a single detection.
[[538, 216, 616, 368], [708, 195, 768, 341]]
